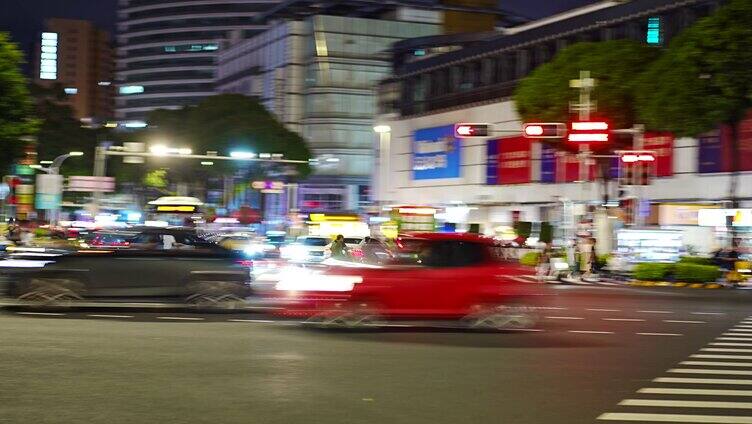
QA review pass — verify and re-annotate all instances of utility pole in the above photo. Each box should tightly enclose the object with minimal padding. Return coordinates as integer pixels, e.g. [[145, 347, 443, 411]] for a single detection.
[[570, 70, 597, 183]]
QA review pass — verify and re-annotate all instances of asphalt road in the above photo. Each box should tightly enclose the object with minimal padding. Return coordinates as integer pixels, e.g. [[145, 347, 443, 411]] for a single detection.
[[2, 285, 752, 424]]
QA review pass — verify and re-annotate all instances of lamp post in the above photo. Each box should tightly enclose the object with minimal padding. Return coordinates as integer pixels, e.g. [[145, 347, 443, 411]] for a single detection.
[[373, 125, 391, 207], [33, 152, 84, 225]]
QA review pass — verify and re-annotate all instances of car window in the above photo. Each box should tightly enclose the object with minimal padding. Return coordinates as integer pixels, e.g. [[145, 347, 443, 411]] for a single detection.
[[420, 241, 486, 268], [344, 238, 362, 245], [302, 238, 329, 247]]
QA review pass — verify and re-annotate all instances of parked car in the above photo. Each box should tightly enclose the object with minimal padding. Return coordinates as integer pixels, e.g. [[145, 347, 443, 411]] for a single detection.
[[273, 233, 544, 329], [0, 227, 252, 309]]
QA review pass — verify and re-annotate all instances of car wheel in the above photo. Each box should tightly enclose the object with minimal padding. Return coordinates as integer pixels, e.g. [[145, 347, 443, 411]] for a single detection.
[[464, 304, 537, 331], [307, 301, 382, 330], [186, 281, 249, 312], [16, 277, 84, 308]]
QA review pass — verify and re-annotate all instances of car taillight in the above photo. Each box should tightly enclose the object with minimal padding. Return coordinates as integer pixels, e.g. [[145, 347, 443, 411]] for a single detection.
[[351, 249, 364, 258]]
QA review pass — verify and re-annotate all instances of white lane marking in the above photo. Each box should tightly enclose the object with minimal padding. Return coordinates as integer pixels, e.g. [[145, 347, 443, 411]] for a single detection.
[[719, 338, 752, 341], [681, 362, 752, 368], [664, 320, 706, 324], [692, 312, 727, 316], [16, 312, 65, 316], [156, 316, 204, 321], [544, 316, 584, 320], [620, 399, 752, 409], [637, 332, 682, 337], [692, 355, 752, 360], [723, 333, 752, 337], [703, 348, 752, 353], [733, 325, 752, 328], [228, 319, 275, 323], [587, 308, 621, 312], [728, 329, 752, 332], [87, 314, 133, 319], [669, 369, 752, 376], [505, 328, 544, 332], [639, 388, 752, 396], [598, 412, 752, 423], [711, 343, 752, 347], [637, 310, 673, 314], [603, 318, 646, 322], [535, 306, 567, 310], [568, 330, 614, 334], [654, 377, 752, 385]]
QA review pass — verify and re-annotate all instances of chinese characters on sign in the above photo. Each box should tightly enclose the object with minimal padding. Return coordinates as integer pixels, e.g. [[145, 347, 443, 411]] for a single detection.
[[413, 125, 461, 180]]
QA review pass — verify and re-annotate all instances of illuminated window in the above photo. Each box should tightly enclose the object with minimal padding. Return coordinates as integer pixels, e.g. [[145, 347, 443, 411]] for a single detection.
[[119, 85, 145, 95]]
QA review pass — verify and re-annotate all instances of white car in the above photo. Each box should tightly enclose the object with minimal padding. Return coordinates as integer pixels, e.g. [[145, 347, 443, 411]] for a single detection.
[[280, 236, 331, 263]]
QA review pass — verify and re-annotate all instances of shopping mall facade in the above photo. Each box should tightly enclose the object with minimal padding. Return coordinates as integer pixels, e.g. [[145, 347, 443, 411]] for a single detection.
[[375, 0, 752, 255]]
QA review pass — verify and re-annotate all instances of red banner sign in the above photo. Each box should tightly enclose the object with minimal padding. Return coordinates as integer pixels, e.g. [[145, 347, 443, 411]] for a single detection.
[[497, 136, 532, 184], [643, 132, 674, 177]]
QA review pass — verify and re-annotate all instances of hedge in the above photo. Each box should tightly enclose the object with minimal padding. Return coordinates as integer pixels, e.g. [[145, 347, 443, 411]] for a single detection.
[[679, 256, 715, 266], [674, 263, 721, 283], [633, 263, 674, 281], [520, 251, 540, 267]]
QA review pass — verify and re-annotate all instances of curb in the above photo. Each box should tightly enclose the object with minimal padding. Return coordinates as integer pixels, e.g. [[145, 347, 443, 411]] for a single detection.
[[629, 280, 725, 289]]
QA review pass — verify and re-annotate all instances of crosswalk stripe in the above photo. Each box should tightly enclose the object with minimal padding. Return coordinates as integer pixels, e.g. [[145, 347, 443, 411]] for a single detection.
[[729, 329, 752, 332], [669, 369, 752, 376], [654, 377, 752, 385], [665, 320, 707, 324], [639, 388, 752, 396], [712, 343, 752, 347], [718, 338, 752, 342], [16, 312, 65, 316], [544, 316, 584, 320], [691, 312, 727, 316], [598, 412, 752, 422], [638, 310, 673, 314], [724, 333, 752, 337], [156, 316, 204, 321], [620, 399, 752, 409], [587, 308, 621, 312], [637, 332, 682, 337], [681, 362, 752, 367], [704, 349, 752, 353], [692, 355, 752, 360]]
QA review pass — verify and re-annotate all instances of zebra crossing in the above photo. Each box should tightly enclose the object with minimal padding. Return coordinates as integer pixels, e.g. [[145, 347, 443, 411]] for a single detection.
[[598, 316, 752, 423], [507, 274, 623, 287]]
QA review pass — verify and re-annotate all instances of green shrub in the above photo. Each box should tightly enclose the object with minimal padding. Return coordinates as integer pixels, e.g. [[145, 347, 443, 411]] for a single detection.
[[514, 221, 532, 239], [520, 251, 540, 267], [633, 263, 674, 281], [596, 254, 612, 269], [539, 222, 554, 244], [679, 256, 715, 266], [34, 228, 49, 238], [674, 263, 721, 283]]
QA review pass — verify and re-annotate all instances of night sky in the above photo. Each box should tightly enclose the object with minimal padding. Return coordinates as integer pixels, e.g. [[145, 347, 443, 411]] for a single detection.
[[0, 0, 598, 73]]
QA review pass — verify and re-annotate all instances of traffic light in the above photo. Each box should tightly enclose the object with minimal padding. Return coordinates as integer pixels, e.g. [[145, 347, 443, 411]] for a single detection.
[[619, 151, 655, 186], [568, 121, 610, 143], [646, 16, 663, 45], [454, 123, 490, 138], [522, 122, 566, 139]]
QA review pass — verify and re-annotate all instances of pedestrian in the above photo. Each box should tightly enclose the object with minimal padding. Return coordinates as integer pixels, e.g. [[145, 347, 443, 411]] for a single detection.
[[7, 218, 20, 245], [361, 236, 387, 264], [330, 234, 349, 260]]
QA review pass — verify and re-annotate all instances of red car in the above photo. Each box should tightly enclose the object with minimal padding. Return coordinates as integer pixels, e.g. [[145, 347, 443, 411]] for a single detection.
[[272, 233, 545, 330]]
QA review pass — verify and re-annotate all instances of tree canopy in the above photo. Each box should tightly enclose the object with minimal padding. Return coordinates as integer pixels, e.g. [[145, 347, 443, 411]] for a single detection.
[[514, 40, 661, 130], [635, 0, 752, 136], [127, 94, 312, 181], [0, 33, 37, 173]]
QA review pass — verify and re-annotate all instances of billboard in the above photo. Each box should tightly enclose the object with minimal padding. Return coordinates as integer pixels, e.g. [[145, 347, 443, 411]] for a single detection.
[[540, 144, 557, 183], [486, 139, 499, 185], [496, 136, 531, 184], [643, 132, 674, 177], [413, 125, 461, 180]]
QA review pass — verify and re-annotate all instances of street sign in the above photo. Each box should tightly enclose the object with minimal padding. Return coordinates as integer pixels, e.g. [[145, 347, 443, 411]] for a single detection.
[[68, 176, 116, 192], [522, 122, 567, 139], [454, 123, 490, 138], [568, 121, 610, 143]]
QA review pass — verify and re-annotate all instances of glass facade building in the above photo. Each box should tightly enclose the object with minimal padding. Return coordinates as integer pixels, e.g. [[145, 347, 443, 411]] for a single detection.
[[217, 14, 439, 211], [116, 0, 283, 122]]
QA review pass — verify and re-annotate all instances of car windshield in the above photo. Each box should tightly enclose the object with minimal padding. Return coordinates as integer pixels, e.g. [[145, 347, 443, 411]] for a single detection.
[[302, 237, 329, 247], [344, 238, 362, 244]]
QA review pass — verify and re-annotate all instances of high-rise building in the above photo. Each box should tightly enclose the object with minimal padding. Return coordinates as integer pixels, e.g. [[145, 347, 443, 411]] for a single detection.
[[34, 18, 114, 122], [115, 0, 283, 123]]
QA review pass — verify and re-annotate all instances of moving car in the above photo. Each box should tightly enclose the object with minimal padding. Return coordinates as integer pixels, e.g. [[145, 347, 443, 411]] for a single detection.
[[0, 227, 252, 308], [273, 233, 544, 329], [280, 236, 331, 263]]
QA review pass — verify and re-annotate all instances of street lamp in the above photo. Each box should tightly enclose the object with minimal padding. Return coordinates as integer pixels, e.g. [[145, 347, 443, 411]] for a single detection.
[[150, 145, 191, 156], [373, 124, 392, 205], [230, 151, 256, 159]]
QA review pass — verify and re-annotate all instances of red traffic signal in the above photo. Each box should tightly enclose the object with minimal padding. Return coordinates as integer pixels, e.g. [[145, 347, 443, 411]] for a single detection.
[[568, 121, 610, 142], [619, 150, 656, 186], [454, 123, 490, 138], [522, 122, 566, 139], [620, 152, 656, 163]]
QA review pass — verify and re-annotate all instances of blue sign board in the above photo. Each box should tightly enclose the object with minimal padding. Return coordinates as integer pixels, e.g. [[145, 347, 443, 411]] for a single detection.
[[698, 133, 723, 173], [486, 139, 499, 185], [540, 145, 557, 183], [413, 125, 461, 180]]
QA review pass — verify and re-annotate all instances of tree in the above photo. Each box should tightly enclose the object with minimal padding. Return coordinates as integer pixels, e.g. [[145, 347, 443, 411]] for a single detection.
[[635, 0, 752, 205], [31, 84, 99, 176], [0, 32, 37, 174], [515, 40, 662, 130], [136, 94, 312, 183]]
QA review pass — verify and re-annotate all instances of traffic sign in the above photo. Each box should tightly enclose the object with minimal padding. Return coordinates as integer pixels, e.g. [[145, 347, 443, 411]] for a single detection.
[[454, 123, 490, 138], [522, 122, 567, 139], [619, 150, 656, 186]]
